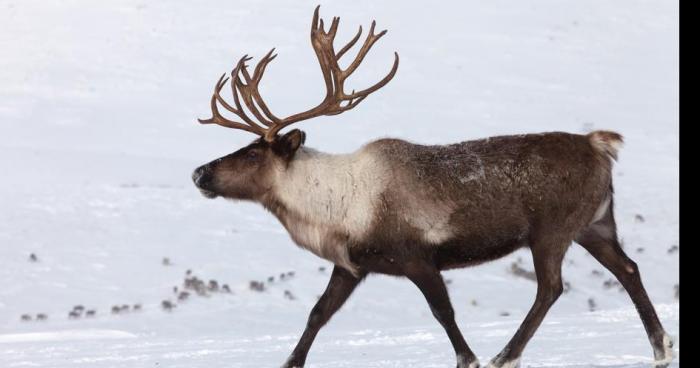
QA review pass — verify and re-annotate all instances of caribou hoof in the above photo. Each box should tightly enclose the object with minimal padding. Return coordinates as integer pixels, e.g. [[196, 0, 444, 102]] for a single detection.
[[486, 356, 520, 368], [456, 354, 480, 368]]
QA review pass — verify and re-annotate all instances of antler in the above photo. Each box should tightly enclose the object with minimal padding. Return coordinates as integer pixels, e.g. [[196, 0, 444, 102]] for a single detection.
[[199, 6, 399, 142]]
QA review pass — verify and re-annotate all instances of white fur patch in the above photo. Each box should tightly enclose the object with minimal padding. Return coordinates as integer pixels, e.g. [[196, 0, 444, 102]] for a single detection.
[[486, 357, 520, 368], [272, 146, 389, 273], [608, 139, 623, 152], [404, 199, 455, 244], [653, 334, 674, 366], [588, 131, 623, 160], [590, 194, 611, 224], [456, 355, 479, 368]]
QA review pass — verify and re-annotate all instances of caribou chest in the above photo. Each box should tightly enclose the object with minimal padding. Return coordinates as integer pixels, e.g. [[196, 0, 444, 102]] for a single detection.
[[268, 147, 388, 267]]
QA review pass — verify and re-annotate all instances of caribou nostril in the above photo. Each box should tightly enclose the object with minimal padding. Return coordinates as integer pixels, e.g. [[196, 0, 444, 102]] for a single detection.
[[192, 166, 211, 187], [192, 165, 218, 199]]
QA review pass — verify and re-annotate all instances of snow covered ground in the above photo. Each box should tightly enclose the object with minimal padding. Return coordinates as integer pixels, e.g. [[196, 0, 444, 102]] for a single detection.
[[0, 1, 678, 367]]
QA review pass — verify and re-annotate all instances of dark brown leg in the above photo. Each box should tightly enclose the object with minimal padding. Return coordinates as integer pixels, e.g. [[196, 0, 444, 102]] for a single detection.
[[405, 262, 479, 368], [488, 237, 568, 368], [576, 206, 673, 366], [282, 266, 366, 368]]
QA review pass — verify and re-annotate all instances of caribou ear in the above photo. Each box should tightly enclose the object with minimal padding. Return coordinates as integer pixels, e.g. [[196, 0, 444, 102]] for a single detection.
[[273, 129, 305, 159]]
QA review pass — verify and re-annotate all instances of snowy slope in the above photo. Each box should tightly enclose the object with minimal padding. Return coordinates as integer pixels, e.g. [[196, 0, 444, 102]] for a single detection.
[[0, 1, 678, 367]]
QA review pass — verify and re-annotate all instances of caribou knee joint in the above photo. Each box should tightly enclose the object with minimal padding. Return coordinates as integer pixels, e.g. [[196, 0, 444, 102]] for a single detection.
[[307, 305, 327, 329], [540, 282, 563, 304], [431, 305, 455, 325]]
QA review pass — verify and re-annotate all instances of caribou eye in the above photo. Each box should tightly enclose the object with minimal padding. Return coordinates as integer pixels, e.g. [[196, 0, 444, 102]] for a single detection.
[[245, 150, 260, 161]]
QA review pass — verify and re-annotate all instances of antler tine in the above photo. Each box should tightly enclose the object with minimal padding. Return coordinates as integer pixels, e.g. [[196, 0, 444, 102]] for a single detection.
[[328, 16, 340, 39], [325, 93, 368, 116], [237, 55, 254, 84], [198, 57, 270, 136], [248, 49, 282, 125], [212, 74, 236, 114], [343, 20, 387, 78], [311, 5, 320, 33], [199, 74, 263, 135], [310, 9, 335, 100], [229, 56, 250, 116], [336, 25, 362, 60], [346, 52, 399, 99], [229, 55, 263, 128], [252, 48, 277, 82], [233, 51, 279, 127]]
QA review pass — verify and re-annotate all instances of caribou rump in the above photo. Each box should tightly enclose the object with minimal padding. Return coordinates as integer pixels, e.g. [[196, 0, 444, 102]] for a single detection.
[[192, 6, 673, 368]]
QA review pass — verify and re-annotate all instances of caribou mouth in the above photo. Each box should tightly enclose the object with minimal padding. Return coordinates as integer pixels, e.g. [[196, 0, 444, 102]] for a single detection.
[[198, 188, 218, 199]]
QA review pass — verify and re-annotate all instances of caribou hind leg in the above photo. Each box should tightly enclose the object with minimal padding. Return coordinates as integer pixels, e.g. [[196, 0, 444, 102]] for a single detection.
[[282, 266, 366, 368], [487, 234, 570, 368], [575, 201, 673, 367]]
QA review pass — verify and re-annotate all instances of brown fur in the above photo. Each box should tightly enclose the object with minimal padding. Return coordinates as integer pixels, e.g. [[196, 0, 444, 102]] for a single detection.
[[355, 133, 611, 272]]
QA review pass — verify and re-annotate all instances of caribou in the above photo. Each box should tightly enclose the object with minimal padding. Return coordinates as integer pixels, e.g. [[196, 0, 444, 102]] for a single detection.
[[192, 6, 673, 368]]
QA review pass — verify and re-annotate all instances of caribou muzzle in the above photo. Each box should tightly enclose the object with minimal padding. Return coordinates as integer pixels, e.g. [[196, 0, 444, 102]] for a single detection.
[[192, 165, 218, 198]]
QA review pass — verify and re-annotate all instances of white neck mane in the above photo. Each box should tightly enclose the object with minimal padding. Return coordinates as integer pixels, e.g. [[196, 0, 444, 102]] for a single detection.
[[269, 146, 388, 272]]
